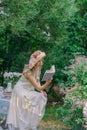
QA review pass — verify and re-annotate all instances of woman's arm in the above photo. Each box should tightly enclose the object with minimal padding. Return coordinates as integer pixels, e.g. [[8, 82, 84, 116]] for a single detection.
[[23, 72, 52, 92]]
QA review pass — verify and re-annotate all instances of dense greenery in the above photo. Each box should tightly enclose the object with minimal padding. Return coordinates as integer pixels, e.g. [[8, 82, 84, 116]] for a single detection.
[[56, 55, 87, 130], [0, 0, 87, 129], [0, 0, 77, 76]]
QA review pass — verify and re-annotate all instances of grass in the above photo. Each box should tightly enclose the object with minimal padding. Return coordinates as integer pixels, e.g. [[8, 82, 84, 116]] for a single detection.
[[43, 104, 58, 122], [39, 104, 70, 130]]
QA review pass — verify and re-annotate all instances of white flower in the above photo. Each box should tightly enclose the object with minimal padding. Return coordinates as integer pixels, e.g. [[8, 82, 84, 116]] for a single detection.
[[4, 72, 21, 79], [3, 72, 8, 78]]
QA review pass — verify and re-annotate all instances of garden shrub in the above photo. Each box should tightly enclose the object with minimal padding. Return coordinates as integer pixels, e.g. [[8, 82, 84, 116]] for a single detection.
[[56, 55, 87, 130]]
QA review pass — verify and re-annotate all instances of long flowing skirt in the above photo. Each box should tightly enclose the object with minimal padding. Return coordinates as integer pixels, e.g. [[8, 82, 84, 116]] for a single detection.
[[6, 85, 47, 130]]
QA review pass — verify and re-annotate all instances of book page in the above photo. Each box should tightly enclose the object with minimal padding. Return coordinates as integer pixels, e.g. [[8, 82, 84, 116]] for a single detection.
[[42, 65, 55, 81]]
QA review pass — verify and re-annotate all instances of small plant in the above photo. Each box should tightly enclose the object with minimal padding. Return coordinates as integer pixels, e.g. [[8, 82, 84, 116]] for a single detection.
[[3, 72, 22, 88]]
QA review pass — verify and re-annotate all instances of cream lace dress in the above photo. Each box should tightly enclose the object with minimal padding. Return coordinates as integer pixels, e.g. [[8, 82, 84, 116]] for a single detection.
[[6, 68, 47, 130]]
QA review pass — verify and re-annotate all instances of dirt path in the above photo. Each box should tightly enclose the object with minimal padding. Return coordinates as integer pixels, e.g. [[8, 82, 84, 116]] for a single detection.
[[38, 120, 71, 130]]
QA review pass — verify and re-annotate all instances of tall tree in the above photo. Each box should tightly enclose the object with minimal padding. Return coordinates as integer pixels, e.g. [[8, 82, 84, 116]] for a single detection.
[[0, 0, 77, 85]]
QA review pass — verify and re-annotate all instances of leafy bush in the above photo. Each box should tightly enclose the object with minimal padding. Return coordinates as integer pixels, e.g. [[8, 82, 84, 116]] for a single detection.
[[56, 55, 87, 130]]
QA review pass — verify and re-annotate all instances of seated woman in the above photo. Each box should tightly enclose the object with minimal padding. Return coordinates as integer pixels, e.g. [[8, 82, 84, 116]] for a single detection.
[[6, 50, 52, 130]]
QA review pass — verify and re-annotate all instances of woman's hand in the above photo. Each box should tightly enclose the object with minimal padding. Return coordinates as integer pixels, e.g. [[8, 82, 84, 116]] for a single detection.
[[46, 78, 52, 86], [41, 91, 47, 97]]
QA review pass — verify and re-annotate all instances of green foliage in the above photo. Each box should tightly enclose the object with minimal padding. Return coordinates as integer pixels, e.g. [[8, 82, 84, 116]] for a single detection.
[[67, 0, 87, 50], [43, 105, 58, 121], [56, 55, 87, 129], [0, 0, 78, 86], [56, 101, 84, 130], [65, 56, 87, 89], [1, 0, 77, 36]]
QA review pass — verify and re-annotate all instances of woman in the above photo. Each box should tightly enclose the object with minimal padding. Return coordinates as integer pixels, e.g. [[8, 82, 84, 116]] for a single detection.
[[6, 50, 52, 130]]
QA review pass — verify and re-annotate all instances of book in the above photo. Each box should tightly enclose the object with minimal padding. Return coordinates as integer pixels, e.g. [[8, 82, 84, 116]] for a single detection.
[[42, 65, 55, 81]]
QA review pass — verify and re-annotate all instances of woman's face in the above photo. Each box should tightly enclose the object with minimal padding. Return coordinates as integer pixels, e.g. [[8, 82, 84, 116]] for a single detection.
[[35, 59, 43, 68]]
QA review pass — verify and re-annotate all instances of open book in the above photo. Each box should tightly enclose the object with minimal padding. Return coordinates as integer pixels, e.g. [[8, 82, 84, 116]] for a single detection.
[[42, 65, 55, 81]]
